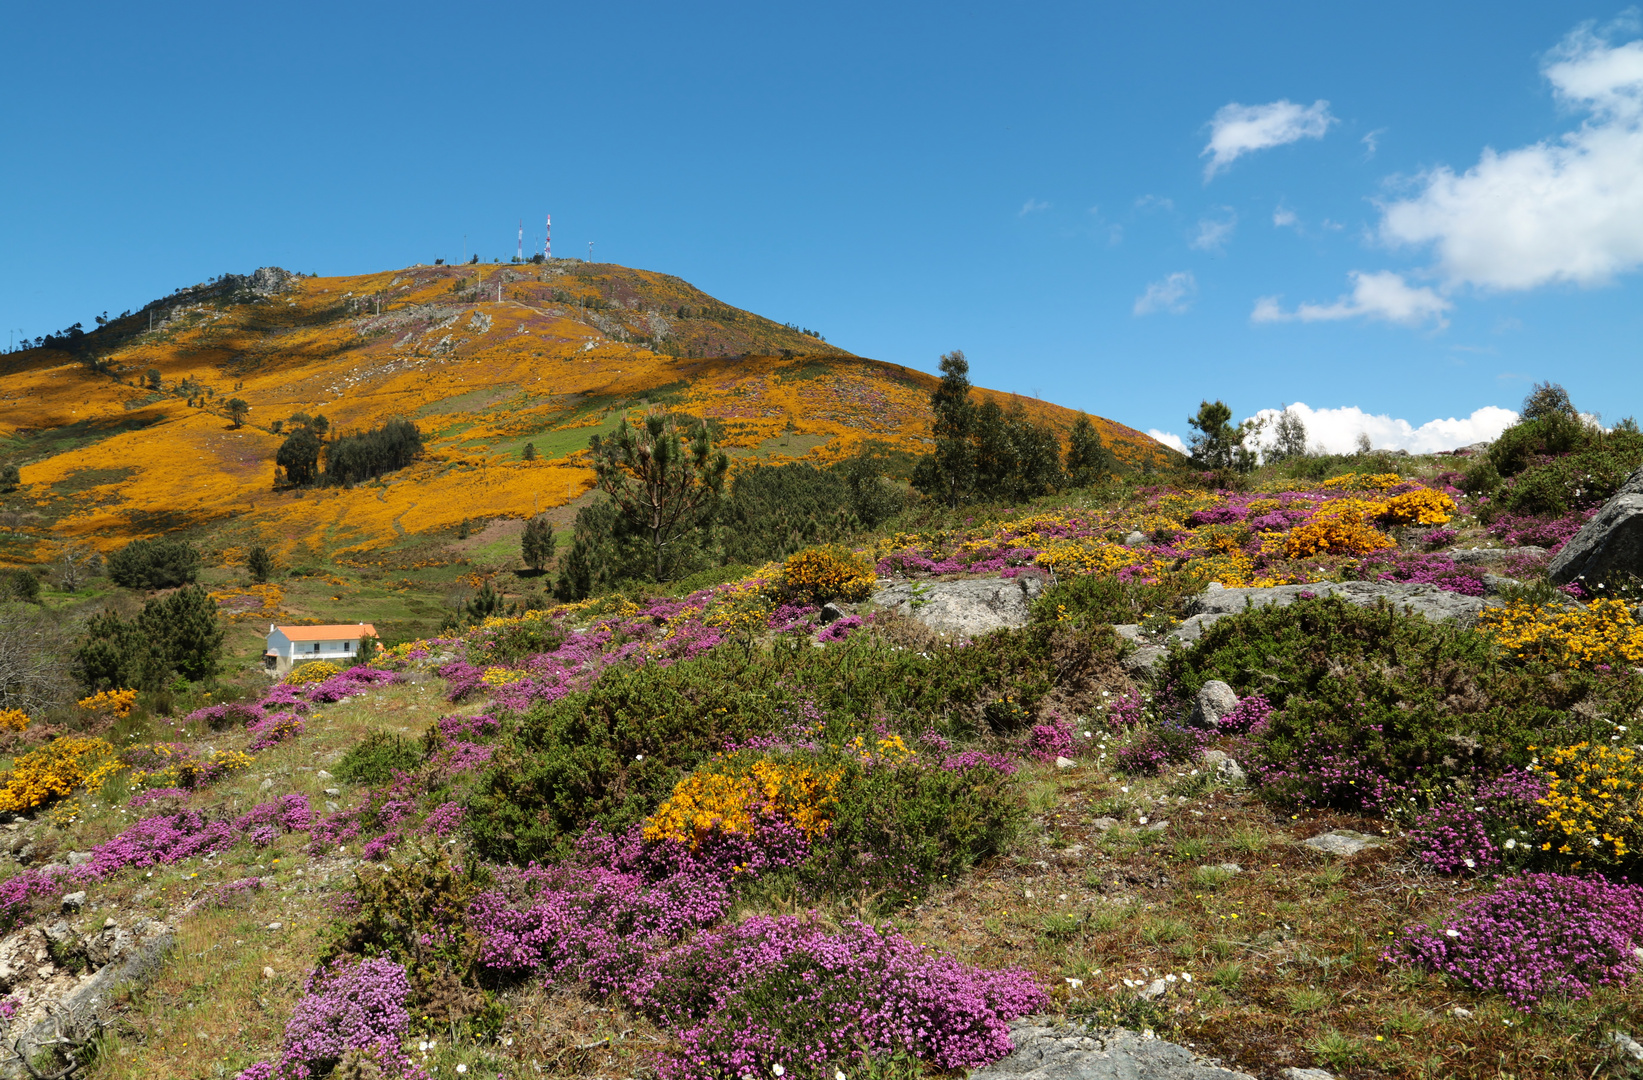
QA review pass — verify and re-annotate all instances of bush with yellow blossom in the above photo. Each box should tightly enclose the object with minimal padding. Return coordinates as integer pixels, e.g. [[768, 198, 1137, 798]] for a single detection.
[[1529, 741, 1642, 869], [1284, 500, 1398, 558], [1379, 488, 1456, 526], [780, 545, 876, 604], [285, 660, 342, 686], [0, 736, 121, 814], [77, 688, 137, 719], [1478, 599, 1643, 670]]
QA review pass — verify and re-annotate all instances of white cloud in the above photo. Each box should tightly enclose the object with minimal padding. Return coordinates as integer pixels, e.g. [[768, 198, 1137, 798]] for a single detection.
[[1191, 210, 1238, 252], [1248, 402, 1519, 455], [1361, 128, 1385, 158], [1378, 22, 1643, 290], [1019, 198, 1051, 216], [1147, 428, 1188, 453], [1133, 271, 1198, 316], [1202, 99, 1336, 179], [1251, 270, 1452, 327], [1135, 194, 1175, 212], [1272, 205, 1299, 228]]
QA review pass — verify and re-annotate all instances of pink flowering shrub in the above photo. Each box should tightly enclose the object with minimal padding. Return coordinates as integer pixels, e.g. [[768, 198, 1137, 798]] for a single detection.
[[186, 701, 265, 730], [239, 958, 427, 1080], [1389, 874, 1643, 1009], [1025, 715, 1075, 761], [816, 614, 863, 643], [640, 915, 1048, 1078], [247, 712, 304, 751], [1213, 694, 1272, 734]]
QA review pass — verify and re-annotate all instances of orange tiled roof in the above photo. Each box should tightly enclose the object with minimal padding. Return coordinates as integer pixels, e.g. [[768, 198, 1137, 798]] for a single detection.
[[273, 624, 377, 641]]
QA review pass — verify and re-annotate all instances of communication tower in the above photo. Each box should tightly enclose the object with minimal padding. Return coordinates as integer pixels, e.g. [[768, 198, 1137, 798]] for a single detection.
[[517, 220, 523, 262], [544, 214, 551, 259]]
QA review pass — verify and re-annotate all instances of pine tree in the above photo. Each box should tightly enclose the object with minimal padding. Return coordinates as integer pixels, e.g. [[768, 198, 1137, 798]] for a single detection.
[[247, 545, 275, 583], [589, 410, 727, 581], [912, 350, 977, 507], [1065, 413, 1114, 487], [521, 515, 557, 572]]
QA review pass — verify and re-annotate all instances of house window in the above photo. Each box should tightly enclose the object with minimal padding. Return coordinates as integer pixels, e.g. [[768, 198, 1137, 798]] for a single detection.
[[344, 641, 353, 653], [313, 643, 321, 653]]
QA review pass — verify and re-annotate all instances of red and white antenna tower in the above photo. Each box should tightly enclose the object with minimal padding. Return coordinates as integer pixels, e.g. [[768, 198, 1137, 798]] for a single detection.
[[517, 220, 523, 262], [544, 214, 551, 259]]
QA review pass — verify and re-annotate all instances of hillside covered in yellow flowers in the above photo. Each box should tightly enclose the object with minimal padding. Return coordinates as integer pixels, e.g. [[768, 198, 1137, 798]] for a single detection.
[[0, 261, 1172, 564]]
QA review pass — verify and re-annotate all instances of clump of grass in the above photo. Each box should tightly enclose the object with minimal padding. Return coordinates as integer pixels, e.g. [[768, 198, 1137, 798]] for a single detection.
[[333, 731, 422, 785]]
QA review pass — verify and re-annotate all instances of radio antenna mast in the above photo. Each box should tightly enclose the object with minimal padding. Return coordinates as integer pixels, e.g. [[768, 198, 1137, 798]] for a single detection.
[[516, 220, 523, 262], [544, 214, 551, 259]]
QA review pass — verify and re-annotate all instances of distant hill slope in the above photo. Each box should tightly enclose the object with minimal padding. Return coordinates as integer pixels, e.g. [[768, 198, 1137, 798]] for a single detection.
[[0, 262, 1178, 564]]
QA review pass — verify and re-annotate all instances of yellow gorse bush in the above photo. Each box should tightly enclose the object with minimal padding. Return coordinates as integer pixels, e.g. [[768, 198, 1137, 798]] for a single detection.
[[1530, 741, 1642, 864], [781, 545, 876, 604], [480, 666, 527, 687], [644, 754, 843, 852], [1379, 488, 1456, 526], [1477, 599, 1643, 670], [77, 688, 137, 718], [1284, 500, 1397, 558], [0, 736, 121, 814], [285, 660, 342, 686], [0, 709, 29, 733]]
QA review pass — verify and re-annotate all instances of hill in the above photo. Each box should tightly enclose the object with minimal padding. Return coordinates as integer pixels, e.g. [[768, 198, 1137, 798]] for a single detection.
[[0, 262, 1176, 565]]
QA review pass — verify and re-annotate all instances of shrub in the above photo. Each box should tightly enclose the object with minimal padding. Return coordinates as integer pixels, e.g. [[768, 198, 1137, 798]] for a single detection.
[[1159, 596, 1630, 808], [780, 545, 876, 604], [0, 568, 39, 603], [246, 958, 424, 1080], [1284, 502, 1396, 558], [322, 418, 424, 486], [0, 736, 120, 814], [286, 660, 342, 686], [1476, 599, 1643, 670], [335, 732, 423, 786], [0, 709, 28, 733], [643, 752, 842, 849], [106, 537, 201, 589], [1499, 441, 1643, 517], [1378, 488, 1455, 526], [801, 755, 1021, 908], [1030, 571, 1203, 628], [1529, 741, 1642, 870], [1389, 874, 1643, 1010], [247, 545, 275, 583], [78, 688, 137, 719], [720, 462, 861, 565]]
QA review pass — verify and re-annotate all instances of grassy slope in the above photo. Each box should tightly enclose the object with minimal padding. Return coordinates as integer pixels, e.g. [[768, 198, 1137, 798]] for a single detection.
[[0, 262, 1177, 568]]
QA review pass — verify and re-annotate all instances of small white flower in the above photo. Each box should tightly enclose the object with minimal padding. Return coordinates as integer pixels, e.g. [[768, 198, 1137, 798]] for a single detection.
[[1505, 838, 1517, 850], [457, 1067, 468, 1075], [1445, 928, 1460, 938], [1065, 977, 1083, 989], [773, 1066, 786, 1077], [419, 1041, 429, 1053], [1462, 858, 1476, 869], [1182, 972, 1193, 982], [837, 1072, 848, 1080], [636, 754, 644, 761]]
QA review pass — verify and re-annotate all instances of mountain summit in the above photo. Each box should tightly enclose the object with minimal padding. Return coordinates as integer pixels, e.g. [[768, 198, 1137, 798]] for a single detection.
[[0, 261, 1173, 562]]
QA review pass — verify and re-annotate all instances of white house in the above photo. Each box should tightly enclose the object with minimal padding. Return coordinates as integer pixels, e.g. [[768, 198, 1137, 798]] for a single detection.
[[265, 623, 377, 674]]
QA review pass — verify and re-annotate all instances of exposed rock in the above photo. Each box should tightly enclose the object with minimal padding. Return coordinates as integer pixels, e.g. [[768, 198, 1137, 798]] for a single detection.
[[1278, 1070, 1337, 1080], [819, 602, 846, 625], [968, 1019, 1256, 1079], [1121, 645, 1169, 676], [1301, 829, 1383, 857], [1055, 757, 1077, 770], [1113, 614, 1226, 676], [1549, 473, 1643, 587], [1200, 750, 1246, 784], [1123, 531, 1147, 547], [1190, 681, 1238, 727], [870, 575, 1047, 636], [1209, 863, 1242, 875], [59, 892, 85, 913], [1187, 580, 1494, 624], [1611, 1031, 1643, 1062], [1450, 546, 1548, 564], [1093, 818, 1119, 831], [65, 851, 92, 866], [249, 266, 295, 297]]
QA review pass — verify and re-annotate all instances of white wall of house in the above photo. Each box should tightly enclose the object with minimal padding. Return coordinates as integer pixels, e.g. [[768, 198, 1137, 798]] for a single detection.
[[265, 628, 369, 673]]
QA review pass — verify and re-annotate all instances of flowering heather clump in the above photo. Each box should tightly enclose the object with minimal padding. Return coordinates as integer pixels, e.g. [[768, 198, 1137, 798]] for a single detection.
[[1424, 527, 1459, 548], [186, 701, 265, 730], [1529, 741, 1642, 867], [423, 802, 465, 838], [1389, 874, 1643, 1009], [1487, 509, 1593, 553], [1025, 716, 1075, 762], [1357, 550, 1485, 596], [940, 750, 1019, 776], [640, 915, 1048, 1078], [1105, 691, 1146, 729], [1214, 694, 1273, 734], [434, 713, 499, 741], [127, 787, 188, 809], [1407, 801, 1500, 875], [204, 876, 265, 908], [241, 958, 426, 1080], [1478, 599, 1643, 669], [247, 712, 304, 751], [816, 614, 863, 642], [258, 684, 311, 713], [305, 666, 399, 704]]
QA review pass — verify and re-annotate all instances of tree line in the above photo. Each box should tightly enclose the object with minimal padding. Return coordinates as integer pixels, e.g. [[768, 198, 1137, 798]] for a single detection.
[[275, 414, 424, 487]]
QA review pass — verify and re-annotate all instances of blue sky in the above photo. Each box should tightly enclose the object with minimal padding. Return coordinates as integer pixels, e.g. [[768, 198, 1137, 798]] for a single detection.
[[4, 2, 1640, 452]]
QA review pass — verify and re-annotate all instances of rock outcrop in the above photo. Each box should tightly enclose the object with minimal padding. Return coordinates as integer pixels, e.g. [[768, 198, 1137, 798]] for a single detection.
[[1548, 468, 1643, 588], [249, 266, 296, 297], [968, 1019, 1255, 1079], [1186, 580, 1494, 623], [871, 575, 1047, 636]]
